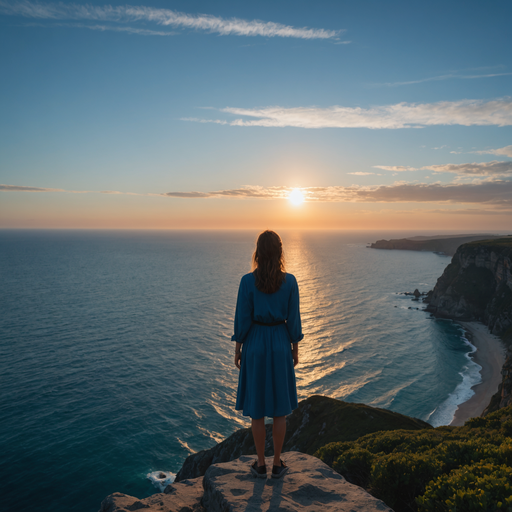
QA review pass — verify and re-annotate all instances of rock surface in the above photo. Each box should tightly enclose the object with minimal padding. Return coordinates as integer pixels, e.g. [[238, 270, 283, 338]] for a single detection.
[[99, 453, 393, 512], [176, 395, 431, 481], [202, 452, 392, 512], [99, 477, 205, 512]]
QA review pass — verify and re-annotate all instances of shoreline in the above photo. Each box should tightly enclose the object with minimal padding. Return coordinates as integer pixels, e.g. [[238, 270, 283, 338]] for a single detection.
[[449, 321, 506, 426]]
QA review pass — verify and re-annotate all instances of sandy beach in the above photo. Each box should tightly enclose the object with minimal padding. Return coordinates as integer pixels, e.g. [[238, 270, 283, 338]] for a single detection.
[[450, 322, 506, 426]]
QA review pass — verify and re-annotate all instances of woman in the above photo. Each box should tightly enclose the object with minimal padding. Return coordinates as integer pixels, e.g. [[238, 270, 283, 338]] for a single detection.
[[232, 230, 303, 479]]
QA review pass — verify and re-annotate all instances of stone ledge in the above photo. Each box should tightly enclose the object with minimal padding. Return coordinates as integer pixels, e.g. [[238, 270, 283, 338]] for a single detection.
[[202, 452, 392, 512], [100, 452, 393, 512]]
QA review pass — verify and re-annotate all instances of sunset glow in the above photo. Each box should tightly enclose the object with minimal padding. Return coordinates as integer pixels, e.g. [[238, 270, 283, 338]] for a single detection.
[[288, 189, 305, 206]]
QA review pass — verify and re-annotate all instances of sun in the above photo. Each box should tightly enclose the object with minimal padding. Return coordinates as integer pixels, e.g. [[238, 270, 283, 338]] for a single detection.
[[288, 188, 305, 206]]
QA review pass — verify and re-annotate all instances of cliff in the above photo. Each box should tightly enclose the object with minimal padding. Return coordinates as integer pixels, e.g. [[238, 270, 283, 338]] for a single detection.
[[369, 234, 503, 256], [424, 237, 512, 411], [176, 395, 431, 481], [100, 452, 393, 512]]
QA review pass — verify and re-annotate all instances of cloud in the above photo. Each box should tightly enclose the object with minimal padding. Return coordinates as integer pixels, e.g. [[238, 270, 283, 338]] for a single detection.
[[0, 1, 340, 39], [163, 185, 290, 199], [473, 145, 512, 158], [349, 180, 512, 206], [423, 160, 512, 176], [374, 72, 512, 87], [186, 98, 512, 129], [3, 180, 512, 211], [346, 172, 377, 176], [46, 22, 176, 36], [163, 180, 512, 208], [0, 184, 64, 192], [373, 165, 419, 172]]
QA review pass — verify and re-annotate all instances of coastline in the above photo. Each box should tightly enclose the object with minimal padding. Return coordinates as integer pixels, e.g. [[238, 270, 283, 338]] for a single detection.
[[449, 321, 506, 426]]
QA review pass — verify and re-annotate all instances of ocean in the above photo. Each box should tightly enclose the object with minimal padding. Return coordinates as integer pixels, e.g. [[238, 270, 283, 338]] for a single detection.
[[0, 229, 481, 512]]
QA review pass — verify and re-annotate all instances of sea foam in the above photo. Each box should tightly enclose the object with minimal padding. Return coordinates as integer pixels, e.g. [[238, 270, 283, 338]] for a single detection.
[[427, 333, 482, 427], [147, 471, 176, 492]]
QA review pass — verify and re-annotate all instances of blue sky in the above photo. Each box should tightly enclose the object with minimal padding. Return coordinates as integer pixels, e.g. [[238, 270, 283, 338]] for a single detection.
[[1, 0, 511, 228]]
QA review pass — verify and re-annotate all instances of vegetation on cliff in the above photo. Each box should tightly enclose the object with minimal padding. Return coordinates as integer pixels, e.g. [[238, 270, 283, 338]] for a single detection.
[[316, 405, 512, 512]]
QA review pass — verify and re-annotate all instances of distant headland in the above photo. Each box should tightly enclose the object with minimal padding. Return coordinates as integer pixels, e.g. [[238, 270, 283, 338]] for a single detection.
[[369, 233, 508, 256]]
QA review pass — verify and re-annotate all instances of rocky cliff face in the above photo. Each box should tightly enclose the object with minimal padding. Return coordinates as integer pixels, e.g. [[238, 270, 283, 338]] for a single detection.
[[175, 395, 431, 482], [425, 238, 512, 334], [425, 237, 512, 412]]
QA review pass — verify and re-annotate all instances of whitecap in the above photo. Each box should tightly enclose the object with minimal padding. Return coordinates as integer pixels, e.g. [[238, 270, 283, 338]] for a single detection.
[[427, 351, 482, 427], [147, 470, 176, 492]]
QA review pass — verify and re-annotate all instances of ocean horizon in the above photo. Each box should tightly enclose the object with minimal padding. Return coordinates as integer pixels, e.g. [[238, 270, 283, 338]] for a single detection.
[[0, 229, 484, 512]]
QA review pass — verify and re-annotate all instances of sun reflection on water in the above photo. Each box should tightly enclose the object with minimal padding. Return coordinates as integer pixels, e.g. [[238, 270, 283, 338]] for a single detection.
[[284, 231, 355, 397]]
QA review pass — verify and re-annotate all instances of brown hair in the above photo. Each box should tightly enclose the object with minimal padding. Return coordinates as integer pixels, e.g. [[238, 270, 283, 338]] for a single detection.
[[252, 230, 286, 294]]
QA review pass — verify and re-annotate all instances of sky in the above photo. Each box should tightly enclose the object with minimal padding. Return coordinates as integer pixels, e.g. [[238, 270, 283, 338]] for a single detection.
[[1, 0, 511, 230]]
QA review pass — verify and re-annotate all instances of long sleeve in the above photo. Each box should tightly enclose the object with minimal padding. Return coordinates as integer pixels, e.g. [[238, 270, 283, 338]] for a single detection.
[[231, 276, 253, 343], [286, 276, 304, 343]]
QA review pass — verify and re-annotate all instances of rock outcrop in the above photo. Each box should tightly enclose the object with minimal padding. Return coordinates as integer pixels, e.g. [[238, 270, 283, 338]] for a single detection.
[[99, 477, 204, 512], [424, 237, 512, 333], [424, 237, 512, 412], [176, 395, 431, 482], [369, 234, 503, 256], [100, 452, 393, 512]]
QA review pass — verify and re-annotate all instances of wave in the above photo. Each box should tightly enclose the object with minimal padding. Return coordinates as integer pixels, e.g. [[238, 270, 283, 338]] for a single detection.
[[427, 333, 482, 427], [146, 471, 176, 492]]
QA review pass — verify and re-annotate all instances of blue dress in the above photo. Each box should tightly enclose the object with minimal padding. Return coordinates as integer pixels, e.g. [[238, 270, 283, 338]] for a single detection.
[[232, 272, 303, 419]]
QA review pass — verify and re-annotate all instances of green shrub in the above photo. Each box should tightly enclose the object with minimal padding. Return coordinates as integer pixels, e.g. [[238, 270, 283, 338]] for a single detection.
[[417, 462, 512, 512], [436, 439, 500, 472], [357, 429, 445, 455], [314, 441, 353, 467], [314, 405, 512, 512], [333, 448, 374, 487], [370, 452, 443, 510]]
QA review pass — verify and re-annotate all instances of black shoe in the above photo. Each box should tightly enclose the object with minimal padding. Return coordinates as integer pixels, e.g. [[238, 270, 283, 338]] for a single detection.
[[250, 460, 267, 478], [271, 459, 289, 479]]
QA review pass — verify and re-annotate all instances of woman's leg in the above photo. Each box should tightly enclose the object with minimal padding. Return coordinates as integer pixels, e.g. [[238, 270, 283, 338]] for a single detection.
[[251, 417, 266, 466], [272, 416, 286, 466]]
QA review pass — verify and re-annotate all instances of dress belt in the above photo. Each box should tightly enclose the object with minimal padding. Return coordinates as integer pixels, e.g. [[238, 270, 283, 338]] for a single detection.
[[252, 320, 286, 326]]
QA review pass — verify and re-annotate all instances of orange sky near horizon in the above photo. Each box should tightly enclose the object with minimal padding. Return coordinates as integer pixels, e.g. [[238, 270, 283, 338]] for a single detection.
[[1, 191, 511, 231]]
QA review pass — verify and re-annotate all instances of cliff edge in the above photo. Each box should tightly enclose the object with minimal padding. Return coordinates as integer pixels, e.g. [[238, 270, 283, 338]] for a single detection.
[[100, 452, 393, 512], [424, 237, 512, 411]]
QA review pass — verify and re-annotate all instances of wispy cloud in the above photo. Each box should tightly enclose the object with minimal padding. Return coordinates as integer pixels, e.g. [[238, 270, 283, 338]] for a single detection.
[[0, 1, 340, 39], [374, 160, 512, 176], [0, 184, 150, 195], [0, 184, 65, 192], [374, 72, 512, 87], [346, 172, 377, 175], [4, 180, 512, 210], [163, 181, 512, 208], [186, 98, 512, 129], [44, 21, 177, 36], [373, 165, 419, 172], [423, 161, 512, 176], [472, 144, 512, 158]]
